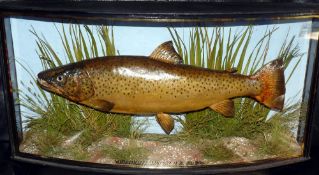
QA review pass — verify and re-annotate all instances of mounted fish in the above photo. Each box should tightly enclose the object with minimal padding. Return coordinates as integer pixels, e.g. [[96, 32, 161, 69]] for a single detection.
[[37, 41, 285, 135]]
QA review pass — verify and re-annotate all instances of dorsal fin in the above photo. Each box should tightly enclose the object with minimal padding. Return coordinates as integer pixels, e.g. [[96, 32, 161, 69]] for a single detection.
[[149, 41, 183, 64]]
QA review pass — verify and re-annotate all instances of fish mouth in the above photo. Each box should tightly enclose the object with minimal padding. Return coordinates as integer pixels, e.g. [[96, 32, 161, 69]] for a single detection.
[[37, 78, 63, 95], [37, 78, 49, 89]]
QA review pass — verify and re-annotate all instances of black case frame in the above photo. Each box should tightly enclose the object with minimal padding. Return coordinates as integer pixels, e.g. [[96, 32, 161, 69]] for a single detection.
[[1, 1, 319, 175]]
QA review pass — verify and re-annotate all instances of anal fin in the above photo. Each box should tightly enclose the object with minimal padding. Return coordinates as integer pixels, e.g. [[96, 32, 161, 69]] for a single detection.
[[156, 113, 175, 135], [209, 99, 235, 117], [80, 99, 114, 112]]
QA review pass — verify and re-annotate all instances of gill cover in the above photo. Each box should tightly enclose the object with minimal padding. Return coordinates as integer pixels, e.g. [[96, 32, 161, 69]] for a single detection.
[[37, 66, 94, 102]]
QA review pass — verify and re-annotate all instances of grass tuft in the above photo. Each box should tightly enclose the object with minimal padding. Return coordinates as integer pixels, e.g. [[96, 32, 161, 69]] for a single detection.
[[102, 145, 149, 161], [19, 24, 134, 157], [201, 142, 238, 162], [169, 26, 304, 158]]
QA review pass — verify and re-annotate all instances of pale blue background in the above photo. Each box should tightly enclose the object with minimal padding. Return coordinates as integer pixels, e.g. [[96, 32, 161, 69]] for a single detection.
[[9, 18, 313, 134]]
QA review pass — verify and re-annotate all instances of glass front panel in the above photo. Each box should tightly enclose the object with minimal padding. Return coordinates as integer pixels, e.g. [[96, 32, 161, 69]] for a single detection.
[[7, 17, 317, 168]]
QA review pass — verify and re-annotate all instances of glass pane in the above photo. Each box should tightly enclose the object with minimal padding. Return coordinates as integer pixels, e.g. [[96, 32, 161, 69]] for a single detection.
[[8, 17, 316, 167]]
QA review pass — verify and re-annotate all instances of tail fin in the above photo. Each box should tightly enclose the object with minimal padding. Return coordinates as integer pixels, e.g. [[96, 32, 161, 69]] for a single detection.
[[252, 59, 286, 111]]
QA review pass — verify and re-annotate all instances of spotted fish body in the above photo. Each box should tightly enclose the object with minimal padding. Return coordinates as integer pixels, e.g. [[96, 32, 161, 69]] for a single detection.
[[37, 41, 285, 134], [85, 57, 261, 114]]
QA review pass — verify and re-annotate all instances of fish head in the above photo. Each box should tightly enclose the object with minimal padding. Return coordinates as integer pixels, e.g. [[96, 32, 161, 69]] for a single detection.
[[37, 65, 94, 102]]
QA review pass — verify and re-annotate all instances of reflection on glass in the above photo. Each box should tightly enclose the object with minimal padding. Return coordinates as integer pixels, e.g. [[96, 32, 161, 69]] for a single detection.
[[9, 18, 315, 167]]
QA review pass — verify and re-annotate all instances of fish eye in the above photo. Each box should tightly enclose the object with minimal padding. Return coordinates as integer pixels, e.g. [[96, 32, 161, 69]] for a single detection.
[[56, 75, 64, 82]]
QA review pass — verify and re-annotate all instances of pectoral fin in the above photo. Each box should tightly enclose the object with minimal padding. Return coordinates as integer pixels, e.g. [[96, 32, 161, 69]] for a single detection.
[[156, 113, 175, 135], [149, 41, 183, 64], [80, 99, 114, 112], [209, 100, 234, 117]]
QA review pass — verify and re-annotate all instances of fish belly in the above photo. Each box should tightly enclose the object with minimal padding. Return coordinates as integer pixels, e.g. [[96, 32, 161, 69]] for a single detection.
[[93, 76, 218, 114]]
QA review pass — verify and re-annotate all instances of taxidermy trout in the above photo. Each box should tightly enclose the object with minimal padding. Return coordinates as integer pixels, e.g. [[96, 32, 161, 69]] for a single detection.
[[37, 41, 285, 134]]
